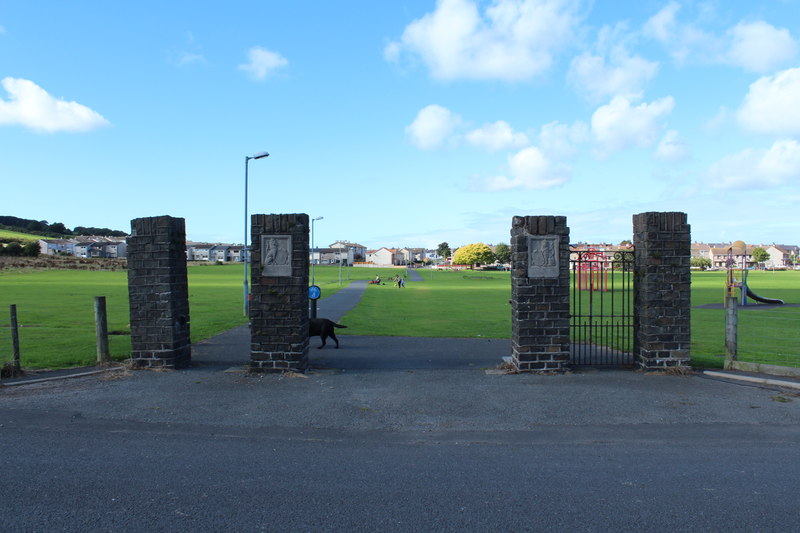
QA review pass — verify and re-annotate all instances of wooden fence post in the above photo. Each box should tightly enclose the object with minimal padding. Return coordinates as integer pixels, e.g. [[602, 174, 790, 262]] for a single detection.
[[94, 296, 111, 364], [10, 304, 21, 372], [724, 294, 738, 368]]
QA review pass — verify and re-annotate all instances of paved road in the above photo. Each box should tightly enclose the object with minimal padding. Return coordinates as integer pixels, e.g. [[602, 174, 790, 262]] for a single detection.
[[2, 274, 800, 531], [3, 323, 800, 531]]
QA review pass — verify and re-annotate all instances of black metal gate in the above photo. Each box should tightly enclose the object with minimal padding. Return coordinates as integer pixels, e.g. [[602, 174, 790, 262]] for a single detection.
[[570, 247, 635, 367]]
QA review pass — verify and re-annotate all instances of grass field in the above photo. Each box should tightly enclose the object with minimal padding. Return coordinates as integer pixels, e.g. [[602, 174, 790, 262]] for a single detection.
[[0, 229, 47, 241], [1, 264, 798, 370], [342, 269, 511, 338]]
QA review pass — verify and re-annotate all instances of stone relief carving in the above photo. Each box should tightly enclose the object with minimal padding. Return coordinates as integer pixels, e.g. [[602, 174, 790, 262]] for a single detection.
[[527, 236, 559, 278], [261, 235, 292, 277]]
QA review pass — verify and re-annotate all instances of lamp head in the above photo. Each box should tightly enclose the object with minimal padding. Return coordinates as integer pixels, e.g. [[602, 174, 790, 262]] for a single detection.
[[246, 151, 270, 161]]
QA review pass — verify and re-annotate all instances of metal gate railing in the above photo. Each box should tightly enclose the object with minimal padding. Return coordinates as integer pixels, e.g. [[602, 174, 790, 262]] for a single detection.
[[570, 247, 635, 367]]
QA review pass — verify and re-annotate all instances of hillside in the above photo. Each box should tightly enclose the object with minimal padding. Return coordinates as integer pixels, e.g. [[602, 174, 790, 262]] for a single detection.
[[0, 215, 126, 238], [0, 229, 48, 241]]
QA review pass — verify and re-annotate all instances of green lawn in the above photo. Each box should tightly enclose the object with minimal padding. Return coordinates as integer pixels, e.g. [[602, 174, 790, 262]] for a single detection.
[[342, 269, 511, 338], [0, 229, 47, 241], [689, 270, 800, 368], [0, 264, 249, 369], [1, 264, 798, 370]]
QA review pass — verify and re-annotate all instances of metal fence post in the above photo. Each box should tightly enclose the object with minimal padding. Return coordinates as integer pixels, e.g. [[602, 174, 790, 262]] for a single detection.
[[725, 294, 738, 366], [94, 296, 111, 364], [10, 304, 21, 372]]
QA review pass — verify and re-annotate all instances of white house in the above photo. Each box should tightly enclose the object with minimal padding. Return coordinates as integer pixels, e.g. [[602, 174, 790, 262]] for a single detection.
[[366, 248, 397, 266]]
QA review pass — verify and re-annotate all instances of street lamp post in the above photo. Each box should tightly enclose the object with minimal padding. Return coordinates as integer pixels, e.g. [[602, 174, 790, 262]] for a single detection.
[[311, 216, 323, 286], [310, 216, 323, 318], [244, 151, 270, 317]]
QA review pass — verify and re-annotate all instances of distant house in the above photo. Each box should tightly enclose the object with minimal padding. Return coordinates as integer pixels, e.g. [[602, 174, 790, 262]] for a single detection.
[[691, 243, 712, 259], [366, 248, 397, 267], [398, 248, 427, 264], [186, 242, 245, 262], [39, 237, 126, 258], [330, 241, 366, 263], [39, 239, 76, 256], [311, 247, 354, 266], [765, 245, 792, 268], [186, 242, 212, 261], [709, 241, 753, 269], [104, 241, 127, 258], [425, 250, 441, 263]]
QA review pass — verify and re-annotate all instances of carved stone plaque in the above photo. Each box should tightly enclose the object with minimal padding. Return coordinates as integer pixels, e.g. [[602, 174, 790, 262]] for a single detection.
[[527, 236, 559, 278], [261, 235, 292, 277]]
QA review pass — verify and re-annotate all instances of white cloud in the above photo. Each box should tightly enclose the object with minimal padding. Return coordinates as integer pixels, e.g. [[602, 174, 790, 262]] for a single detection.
[[485, 146, 570, 190], [591, 95, 674, 155], [465, 120, 529, 152], [0, 77, 109, 133], [642, 2, 720, 65], [238, 46, 288, 80], [568, 50, 658, 101], [737, 67, 800, 136], [643, 3, 797, 72], [406, 104, 462, 150], [538, 120, 587, 159], [655, 130, 688, 161], [568, 23, 659, 101], [385, 0, 581, 81], [726, 21, 798, 73], [707, 139, 800, 189], [642, 1, 680, 44]]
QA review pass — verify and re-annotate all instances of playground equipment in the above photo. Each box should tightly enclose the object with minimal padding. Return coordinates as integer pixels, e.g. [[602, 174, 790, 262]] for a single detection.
[[724, 243, 784, 305], [576, 248, 608, 292]]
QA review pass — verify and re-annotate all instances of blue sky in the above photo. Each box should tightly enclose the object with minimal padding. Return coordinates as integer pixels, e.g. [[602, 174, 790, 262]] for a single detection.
[[1, 1, 799, 250]]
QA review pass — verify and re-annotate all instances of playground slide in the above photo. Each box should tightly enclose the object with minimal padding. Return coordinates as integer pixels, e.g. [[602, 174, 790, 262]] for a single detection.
[[745, 286, 784, 305]]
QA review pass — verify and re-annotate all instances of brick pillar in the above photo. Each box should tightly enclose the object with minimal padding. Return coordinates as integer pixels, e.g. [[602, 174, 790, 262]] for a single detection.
[[250, 214, 310, 372], [127, 216, 191, 368], [510, 216, 570, 372], [632, 212, 691, 370]]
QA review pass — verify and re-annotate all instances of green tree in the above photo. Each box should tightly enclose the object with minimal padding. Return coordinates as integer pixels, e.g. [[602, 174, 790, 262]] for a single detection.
[[691, 257, 711, 270], [494, 243, 511, 263], [437, 242, 450, 260], [453, 243, 494, 267], [23, 241, 40, 257], [48, 222, 70, 235], [3, 242, 23, 256], [751, 247, 769, 265]]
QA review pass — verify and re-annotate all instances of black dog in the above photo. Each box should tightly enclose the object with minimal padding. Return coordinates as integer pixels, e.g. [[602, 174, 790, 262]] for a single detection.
[[309, 318, 347, 349]]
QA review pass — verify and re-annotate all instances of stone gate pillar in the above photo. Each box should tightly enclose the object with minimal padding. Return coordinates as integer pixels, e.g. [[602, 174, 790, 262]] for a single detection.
[[249, 214, 310, 372], [127, 215, 191, 368], [510, 216, 570, 372], [632, 212, 691, 370]]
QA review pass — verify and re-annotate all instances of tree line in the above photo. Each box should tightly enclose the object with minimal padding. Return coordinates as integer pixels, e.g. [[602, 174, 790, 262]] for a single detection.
[[0, 216, 127, 237]]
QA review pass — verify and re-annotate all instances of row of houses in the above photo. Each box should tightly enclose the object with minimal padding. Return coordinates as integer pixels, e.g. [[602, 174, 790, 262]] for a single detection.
[[41, 236, 797, 269], [692, 242, 799, 269], [39, 237, 127, 258]]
